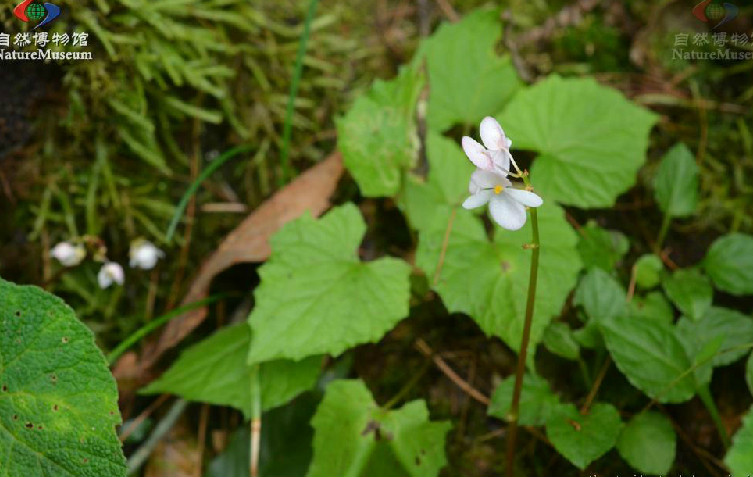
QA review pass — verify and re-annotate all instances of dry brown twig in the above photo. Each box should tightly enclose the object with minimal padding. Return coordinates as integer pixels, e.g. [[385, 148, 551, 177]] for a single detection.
[[414, 337, 490, 406]]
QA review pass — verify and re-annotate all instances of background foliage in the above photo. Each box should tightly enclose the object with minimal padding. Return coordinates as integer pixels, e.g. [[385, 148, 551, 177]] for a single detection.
[[2, 0, 753, 476]]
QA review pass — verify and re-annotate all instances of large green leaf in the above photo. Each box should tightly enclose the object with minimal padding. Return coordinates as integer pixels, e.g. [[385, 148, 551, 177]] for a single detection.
[[747, 353, 753, 397], [141, 323, 321, 418], [338, 67, 424, 197], [416, 203, 581, 353], [499, 75, 658, 207], [662, 268, 712, 321], [704, 233, 753, 296], [421, 9, 522, 132], [400, 131, 474, 232], [617, 412, 675, 475], [307, 380, 451, 477], [545, 403, 622, 470], [725, 405, 753, 476], [653, 143, 699, 217], [600, 314, 695, 403], [0, 278, 126, 477], [488, 373, 560, 426], [247, 204, 411, 364], [575, 221, 629, 272]]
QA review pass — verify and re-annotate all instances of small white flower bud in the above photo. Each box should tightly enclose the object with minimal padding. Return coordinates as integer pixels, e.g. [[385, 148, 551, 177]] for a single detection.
[[50, 242, 86, 267], [98, 262, 124, 289], [129, 239, 164, 270]]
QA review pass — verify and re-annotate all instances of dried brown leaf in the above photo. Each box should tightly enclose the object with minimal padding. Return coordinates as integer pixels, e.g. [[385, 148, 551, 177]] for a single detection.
[[139, 153, 343, 370]]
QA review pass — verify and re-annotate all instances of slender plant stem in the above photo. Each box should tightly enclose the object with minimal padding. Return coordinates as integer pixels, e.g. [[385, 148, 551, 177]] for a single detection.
[[505, 205, 541, 477], [279, 0, 320, 185], [655, 212, 672, 252], [581, 357, 611, 413], [383, 361, 431, 410], [249, 365, 262, 477], [697, 384, 730, 449]]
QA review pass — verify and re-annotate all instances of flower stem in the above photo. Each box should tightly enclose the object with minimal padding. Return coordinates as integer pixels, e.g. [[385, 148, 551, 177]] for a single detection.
[[505, 205, 541, 477], [249, 365, 262, 477]]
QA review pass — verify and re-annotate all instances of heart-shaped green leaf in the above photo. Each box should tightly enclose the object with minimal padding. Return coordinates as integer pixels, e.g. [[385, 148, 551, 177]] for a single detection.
[[421, 9, 522, 132], [653, 143, 699, 217], [704, 233, 753, 296], [617, 412, 676, 475], [307, 380, 451, 477], [416, 204, 581, 353], [546, 403, 622, 470], [488, 373, 560, 426], [338, 67, 424, 197], [247, 204, 411, 364], [662, 268, 712, 321], [499, 75, 658, 208]]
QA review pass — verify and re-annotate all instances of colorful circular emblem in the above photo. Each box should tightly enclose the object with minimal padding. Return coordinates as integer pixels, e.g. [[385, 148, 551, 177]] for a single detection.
[[25, 3, 46, 20]]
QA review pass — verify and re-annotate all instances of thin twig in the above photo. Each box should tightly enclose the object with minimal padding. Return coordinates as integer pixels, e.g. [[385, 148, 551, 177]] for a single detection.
[[580, 357, 611, 414], [626, 264, 638, 302], [433, 0, 459, 22], [195, 404, 210, 477], [414, 338, 490, 406]]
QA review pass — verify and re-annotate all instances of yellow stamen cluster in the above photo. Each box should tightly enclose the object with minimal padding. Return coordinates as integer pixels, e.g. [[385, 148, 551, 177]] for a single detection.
[[493, 185, 504, 194]]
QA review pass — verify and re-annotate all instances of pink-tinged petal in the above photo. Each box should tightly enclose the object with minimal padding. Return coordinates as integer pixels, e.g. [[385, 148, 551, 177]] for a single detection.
[[462, 190, 492, 209], [480, 116, 510, 151], [479, 117, 503, 150], [489, 194, 527, 230], [462, 136, 494, 171], [490, 149, 511, 175], [469, 169, 510, 193], [506, 188, 543, 208]]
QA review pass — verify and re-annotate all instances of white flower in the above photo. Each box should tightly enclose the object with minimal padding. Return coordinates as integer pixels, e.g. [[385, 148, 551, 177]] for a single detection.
[[461, 116, 513, 175], [129, 239, 164, 270], [98, 262, 124, 289], [50, 241, 86, 267], [461, 118, 543, 231]]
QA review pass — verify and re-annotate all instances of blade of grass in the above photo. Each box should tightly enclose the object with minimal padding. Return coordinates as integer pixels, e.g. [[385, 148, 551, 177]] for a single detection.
[[107, 293, 232, 365], [279, 0, 320, 185], [165, 145, 253, 242]]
